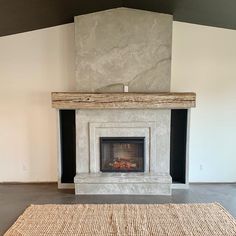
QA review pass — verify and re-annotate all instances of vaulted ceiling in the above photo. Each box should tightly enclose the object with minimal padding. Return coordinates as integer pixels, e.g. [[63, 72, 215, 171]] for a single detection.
[[0, 0, 235, 37]]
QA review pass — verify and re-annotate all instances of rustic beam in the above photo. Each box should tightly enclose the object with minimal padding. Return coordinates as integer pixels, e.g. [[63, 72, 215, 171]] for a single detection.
[[51, 92, 196, 109]]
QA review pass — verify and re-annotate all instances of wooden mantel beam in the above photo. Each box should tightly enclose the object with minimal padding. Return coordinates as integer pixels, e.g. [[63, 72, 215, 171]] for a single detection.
[[51, 92, 196, 109]]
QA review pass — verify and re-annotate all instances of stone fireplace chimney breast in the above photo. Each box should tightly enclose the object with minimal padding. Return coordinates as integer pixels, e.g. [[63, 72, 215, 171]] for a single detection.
[[75, 7, 172, 92]]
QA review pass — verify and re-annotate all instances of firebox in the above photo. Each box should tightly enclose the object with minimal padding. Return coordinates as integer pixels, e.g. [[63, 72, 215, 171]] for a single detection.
[[100, 137, 145, 172]]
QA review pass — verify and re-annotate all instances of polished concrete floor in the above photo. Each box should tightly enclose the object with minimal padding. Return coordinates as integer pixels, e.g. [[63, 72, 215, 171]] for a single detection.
[[0, 183, 236, 234]]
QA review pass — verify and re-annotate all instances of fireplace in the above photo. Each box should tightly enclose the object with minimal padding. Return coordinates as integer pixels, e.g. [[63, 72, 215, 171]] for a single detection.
[[100, 137, 145, 172], [50, 8, 196, 195]]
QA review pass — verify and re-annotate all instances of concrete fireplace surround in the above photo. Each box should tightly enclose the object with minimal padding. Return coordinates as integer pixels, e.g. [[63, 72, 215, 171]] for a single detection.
[[74, 109, 171, 195], [52, 8, 196, 195]]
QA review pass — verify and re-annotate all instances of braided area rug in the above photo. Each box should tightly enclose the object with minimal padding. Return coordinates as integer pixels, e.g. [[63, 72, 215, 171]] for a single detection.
[[5, 203, 236, 236]]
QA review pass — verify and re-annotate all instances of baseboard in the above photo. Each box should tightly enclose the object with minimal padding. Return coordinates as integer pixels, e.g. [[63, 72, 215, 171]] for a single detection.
[[58, 183, 75, 189], [189, 182, 236, 184], [0, 181, 57, 184], [171, 183, 189, 189]]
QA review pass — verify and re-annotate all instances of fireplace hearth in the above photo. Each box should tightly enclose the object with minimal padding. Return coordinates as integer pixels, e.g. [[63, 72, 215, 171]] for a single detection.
[[100, 137, 145, 172]]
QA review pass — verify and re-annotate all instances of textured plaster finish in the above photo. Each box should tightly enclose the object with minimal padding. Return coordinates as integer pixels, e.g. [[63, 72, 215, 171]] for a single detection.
[[74, 8, 173, 194], [75, 173, 171, 183], [75, 173, 171, 195], [76, 109, 170, 172], [75, 109, 171, 195], [75, 8, 172, 92], [75, 183, 171, 195]]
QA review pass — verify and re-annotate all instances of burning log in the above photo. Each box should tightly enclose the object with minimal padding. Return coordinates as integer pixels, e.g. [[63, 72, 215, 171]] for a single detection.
[[109, 159, 137, 170]]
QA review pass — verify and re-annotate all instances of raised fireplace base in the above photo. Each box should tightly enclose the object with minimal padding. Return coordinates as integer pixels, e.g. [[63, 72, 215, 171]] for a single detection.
[[74, 173, 172, 195]]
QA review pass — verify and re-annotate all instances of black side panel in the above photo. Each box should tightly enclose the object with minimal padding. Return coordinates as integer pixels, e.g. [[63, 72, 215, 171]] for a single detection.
[[170, 109, 188, 184], [60, 110, 76, 183]]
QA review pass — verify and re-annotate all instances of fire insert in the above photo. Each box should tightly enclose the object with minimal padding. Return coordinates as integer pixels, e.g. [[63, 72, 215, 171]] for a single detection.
[[100, 137, 145, 172]]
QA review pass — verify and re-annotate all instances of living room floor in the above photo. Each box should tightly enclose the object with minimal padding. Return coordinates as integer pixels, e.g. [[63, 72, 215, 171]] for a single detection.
[[0, 183, 236, 234]]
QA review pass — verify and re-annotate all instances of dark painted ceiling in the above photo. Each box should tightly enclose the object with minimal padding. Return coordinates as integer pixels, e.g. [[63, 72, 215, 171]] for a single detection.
[[0, 0, 236, 37]]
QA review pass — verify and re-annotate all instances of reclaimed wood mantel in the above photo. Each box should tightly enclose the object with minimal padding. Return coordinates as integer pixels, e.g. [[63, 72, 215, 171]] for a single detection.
[[51, 92, 196, 109]]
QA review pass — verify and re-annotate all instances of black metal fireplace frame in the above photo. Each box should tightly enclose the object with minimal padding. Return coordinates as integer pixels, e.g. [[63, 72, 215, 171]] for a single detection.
[[99, 137, 145, 173]]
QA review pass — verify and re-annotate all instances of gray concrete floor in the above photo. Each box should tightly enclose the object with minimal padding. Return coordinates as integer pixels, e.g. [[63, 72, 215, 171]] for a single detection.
[[0, 183, 236, 235]]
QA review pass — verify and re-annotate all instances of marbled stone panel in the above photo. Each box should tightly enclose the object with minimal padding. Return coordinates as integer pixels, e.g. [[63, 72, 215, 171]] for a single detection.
[[75, 8, 173, 92]]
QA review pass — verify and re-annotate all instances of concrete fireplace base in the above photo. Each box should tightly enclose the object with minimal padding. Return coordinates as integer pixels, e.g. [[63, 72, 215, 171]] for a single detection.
[[74, 109, 172, 195], [74, 173, 172, 195]]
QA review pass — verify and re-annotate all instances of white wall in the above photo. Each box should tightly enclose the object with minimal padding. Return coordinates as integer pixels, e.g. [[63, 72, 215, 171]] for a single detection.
[[0, 24, 75, 182], [171, 22, 236, 182], [0, 21, 236, 182]]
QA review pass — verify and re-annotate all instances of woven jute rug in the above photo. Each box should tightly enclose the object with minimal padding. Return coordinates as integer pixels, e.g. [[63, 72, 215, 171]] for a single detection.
[[5, 203, 236, 236]]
